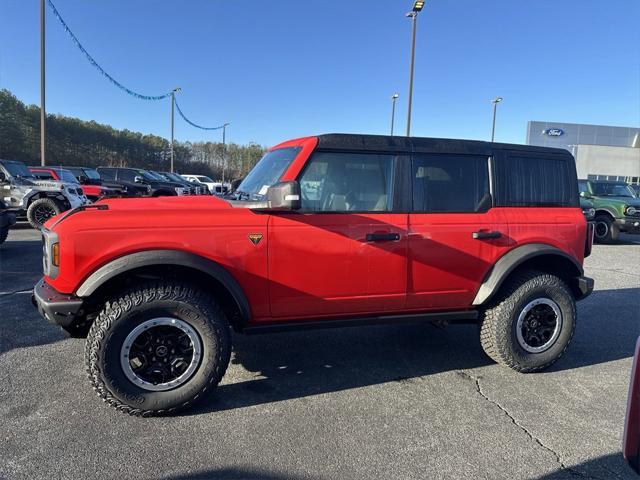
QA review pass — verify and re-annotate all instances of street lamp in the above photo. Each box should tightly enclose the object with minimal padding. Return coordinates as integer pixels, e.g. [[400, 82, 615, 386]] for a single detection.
[[221, 122, 231, 185], [406, 1, 425, 137], [390, 93, 399, 136], [491, 96, 503, 142], [170, 87, 182, 172]]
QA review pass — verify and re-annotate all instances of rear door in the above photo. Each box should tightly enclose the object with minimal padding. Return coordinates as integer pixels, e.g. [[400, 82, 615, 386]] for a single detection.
[[268, 150, 409, 318], [407, 153, 510, 310]]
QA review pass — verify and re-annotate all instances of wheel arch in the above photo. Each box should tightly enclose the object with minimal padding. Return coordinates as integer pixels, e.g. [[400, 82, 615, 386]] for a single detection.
[[473, 243, 584, 306], [76, 250, 252, 330], [594, 208, 618, 219]]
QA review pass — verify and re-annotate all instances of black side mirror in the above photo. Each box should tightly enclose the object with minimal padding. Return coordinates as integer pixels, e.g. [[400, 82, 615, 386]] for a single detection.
[[78, 175, 88, 184], [134, 176, 144, 184], [266, 181, 301, 211]]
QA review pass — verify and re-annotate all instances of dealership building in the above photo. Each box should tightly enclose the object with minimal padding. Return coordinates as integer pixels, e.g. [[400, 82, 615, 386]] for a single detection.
[[526, 121, 640, 183]]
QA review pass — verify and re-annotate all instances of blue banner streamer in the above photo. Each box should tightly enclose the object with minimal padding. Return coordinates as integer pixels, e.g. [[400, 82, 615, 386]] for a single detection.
[[47, 0, 172, 101], [174, 99, 226, 131]]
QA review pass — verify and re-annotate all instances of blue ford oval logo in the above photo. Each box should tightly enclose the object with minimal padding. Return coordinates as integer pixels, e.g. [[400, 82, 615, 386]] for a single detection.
[[543, 128, 564, 137]]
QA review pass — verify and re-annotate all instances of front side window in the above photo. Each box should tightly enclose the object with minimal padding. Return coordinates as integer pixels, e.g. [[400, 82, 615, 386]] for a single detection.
[[412, 154, 490, 213], [32, 171, 55, 180], [236, 147, 300, 200], [98, 168, 116, 181], [299, 152, 395, 212]]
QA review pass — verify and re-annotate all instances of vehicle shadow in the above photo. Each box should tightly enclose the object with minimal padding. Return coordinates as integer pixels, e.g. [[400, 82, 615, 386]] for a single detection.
[[161, 467, 309, 480], [532, 452, 635, 479], [0, 238, 43, 292], [0, 293, 66, 356], [184, 286, 638, 415]]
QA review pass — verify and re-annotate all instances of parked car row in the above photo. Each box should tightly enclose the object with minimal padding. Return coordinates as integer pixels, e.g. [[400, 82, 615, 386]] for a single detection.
[[0, 158, 223, 230]]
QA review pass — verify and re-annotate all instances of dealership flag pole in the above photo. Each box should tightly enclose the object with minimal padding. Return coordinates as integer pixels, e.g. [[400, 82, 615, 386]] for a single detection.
[[40, 0, 46, 166]]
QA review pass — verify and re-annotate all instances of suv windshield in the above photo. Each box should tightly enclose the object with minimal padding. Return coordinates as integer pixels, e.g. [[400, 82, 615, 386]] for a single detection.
[[162, 172, 185, 183], [236, 147, 300, 199], [2, 161, 34, 179], [57, 169, 79, 184], [592, 182, 636, 198], [136, 170, 161, 181]]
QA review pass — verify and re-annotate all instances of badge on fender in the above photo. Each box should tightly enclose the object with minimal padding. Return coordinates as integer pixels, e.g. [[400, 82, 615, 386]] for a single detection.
[[248, 233, 263, 245]]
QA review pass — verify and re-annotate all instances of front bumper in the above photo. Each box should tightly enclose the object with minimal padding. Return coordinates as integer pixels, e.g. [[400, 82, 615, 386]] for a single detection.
[[615, 217, 640, 234], [32, 278, 83, 327], [575, 276, 594, 301]]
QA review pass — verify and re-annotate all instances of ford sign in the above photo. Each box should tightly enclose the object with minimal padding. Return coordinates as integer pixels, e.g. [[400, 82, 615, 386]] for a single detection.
[[543, 128, 564, 137]]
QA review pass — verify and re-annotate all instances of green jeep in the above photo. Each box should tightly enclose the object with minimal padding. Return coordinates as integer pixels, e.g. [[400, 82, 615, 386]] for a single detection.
[[578, 179, 640, 243]]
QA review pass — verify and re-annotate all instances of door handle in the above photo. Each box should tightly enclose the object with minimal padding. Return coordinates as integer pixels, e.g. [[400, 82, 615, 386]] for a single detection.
[[366, 233, 400, 242], [472, 231, 502, 240]]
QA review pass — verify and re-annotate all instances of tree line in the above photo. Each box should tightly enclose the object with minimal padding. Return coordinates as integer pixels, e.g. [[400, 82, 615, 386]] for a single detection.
[[0, 89, 266, 180]]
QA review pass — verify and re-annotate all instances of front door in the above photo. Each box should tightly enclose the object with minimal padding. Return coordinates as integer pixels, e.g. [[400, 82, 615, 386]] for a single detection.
[[407, 153, 510, 310], [268, 151, 408, 319]]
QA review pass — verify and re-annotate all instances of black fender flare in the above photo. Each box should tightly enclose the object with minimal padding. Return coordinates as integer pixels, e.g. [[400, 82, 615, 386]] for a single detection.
[[472, 243, 583, 306], [594, 207, 619, 219], [75, 249, 251, 322]]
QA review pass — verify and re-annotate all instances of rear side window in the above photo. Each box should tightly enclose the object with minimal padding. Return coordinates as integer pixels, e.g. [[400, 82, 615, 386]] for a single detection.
[[412, 154, 490, 213], [98, 168, 116, 181], [494, 154, 578, 207], [299, 152, 395, 212]]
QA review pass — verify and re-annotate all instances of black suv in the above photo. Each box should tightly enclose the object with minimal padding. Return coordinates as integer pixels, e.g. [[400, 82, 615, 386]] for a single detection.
[[96, 167, 190, 197], [65, 166, 139, 199], [156, 171, 210, 195]]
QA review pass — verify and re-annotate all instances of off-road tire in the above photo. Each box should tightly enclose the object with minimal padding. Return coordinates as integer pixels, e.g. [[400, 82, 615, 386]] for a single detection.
[[85, 282, 231, 416], [26, 198, 62, 230], [594, 214, 618, 244], [0, 226, 8, 244], [479, 270, 576, 373]]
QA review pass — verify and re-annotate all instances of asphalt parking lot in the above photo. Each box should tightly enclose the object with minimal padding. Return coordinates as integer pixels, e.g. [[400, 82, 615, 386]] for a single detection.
[[0, 224, 639, 480]]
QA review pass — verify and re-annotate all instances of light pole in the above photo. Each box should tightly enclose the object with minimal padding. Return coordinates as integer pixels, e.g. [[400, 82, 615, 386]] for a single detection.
[[390, 93, 399, 136], [405, 1, 424, 137], [40, 0, 46, 166], [491, 96, 503, 142], [170, 87, 181, 172], [221, 122, 230, 184]]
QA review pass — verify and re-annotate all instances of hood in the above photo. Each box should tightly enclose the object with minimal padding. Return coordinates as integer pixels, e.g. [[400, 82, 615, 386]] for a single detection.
[[594, 195, 640, 207], [47, 195, 236, 231], [32, 179, 78, 191]]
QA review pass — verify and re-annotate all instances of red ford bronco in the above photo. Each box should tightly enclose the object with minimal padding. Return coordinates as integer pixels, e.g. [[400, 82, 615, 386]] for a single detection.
[[33, 134, 594, 416]]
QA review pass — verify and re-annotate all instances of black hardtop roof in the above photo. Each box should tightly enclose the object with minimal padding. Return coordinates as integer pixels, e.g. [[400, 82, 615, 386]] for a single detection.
[[316, 133, 572, 157]]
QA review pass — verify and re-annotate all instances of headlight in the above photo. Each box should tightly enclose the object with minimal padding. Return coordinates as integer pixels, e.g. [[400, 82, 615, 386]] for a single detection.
[[175, 187, 186, 195], [626, 206, 637, 215]]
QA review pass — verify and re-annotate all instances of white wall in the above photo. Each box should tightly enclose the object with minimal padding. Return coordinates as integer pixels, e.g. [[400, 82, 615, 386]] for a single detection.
[[573, 144, 640, 179]]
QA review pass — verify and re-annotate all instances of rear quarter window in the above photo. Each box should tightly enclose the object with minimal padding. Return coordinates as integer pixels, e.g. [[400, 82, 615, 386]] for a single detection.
[[494, 153, 578, 207]]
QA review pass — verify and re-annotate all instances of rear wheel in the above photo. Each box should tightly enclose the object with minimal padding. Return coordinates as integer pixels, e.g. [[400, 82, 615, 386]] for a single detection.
[[594, 214, 618, 244], [85, 282, 231, 416], [479, 270, 576, 372], [26, 198, 62, 230]]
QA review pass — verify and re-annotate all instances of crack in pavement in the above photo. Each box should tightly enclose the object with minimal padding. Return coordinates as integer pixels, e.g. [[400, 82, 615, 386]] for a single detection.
[[458, 370, 606, 480], [0, 289, 31, 297]]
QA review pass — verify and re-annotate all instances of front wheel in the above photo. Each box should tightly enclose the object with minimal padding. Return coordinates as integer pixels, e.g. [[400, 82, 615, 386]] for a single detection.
[[26, 198, 63, 230], [479, 270, 576, 372], [594, 214, 618, 244], [85, 282, 231, 416]]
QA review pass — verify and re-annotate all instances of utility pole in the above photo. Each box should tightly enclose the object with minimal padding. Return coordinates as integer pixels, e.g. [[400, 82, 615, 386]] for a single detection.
[[405, 1, 424, 137], [221, 122, 230, 184], [170, 87, 181, 172], [491, 97, 503, 142], [40, 0, 46, 166], [390, 93, 399, 136]]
